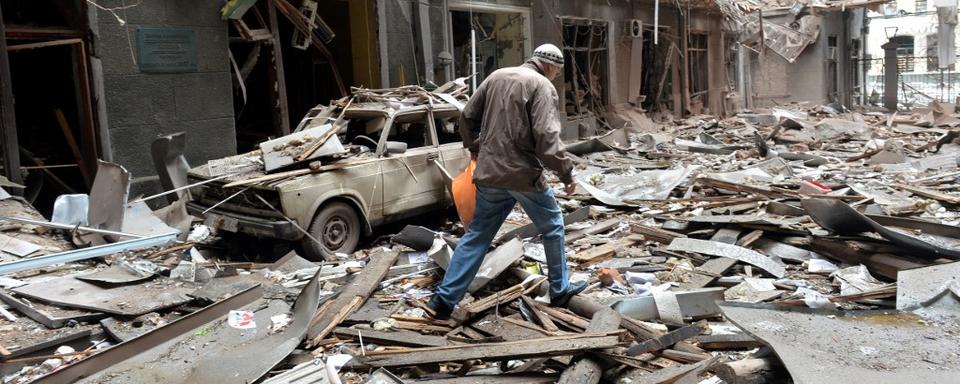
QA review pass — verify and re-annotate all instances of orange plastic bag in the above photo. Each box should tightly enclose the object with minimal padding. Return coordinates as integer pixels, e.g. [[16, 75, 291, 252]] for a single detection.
[[452, 160, 477, 229]]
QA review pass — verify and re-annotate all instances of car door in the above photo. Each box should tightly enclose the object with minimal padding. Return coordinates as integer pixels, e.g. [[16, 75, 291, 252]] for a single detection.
[[379, 110, 446, 217], [434, 109, 470, 201]]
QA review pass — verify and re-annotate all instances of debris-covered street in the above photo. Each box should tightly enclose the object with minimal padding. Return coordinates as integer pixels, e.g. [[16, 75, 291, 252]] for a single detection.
[[1, 0, 959, 383]]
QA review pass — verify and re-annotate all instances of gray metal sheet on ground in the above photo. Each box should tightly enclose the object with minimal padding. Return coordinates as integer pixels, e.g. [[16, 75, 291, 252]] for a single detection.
[[13, 274, 194, 316], [718, 302, 960, 384]]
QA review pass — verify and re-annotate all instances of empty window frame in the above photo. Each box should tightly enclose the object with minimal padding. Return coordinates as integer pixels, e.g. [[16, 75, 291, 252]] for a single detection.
[[559, 17, 609, 118], [687, 32, 709, 98]]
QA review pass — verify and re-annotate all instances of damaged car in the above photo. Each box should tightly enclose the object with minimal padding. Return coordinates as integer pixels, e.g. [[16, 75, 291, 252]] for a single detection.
[[185, 86, 470, 260]]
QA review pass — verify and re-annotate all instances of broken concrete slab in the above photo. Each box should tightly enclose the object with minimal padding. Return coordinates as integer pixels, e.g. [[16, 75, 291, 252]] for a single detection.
[[896, 261, 960, 310]]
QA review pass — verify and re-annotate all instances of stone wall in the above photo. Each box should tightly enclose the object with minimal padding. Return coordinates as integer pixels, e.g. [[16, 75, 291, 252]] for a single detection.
[[90, 0, 235, 197]]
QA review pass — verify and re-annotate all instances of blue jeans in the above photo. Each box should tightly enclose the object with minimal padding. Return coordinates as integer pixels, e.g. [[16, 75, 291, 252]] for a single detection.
[[434, 185, 569, 309]]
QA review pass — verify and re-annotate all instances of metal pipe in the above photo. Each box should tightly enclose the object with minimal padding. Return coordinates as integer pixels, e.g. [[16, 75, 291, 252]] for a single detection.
[[471, 28, 477, 90], [654, 0, 659, 45], [0, 216, 144, 238], [0, 232, 178, 275]]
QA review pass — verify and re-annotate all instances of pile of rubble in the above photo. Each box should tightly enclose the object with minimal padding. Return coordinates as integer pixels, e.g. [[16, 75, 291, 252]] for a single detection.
[[1, 98, 959, 384]]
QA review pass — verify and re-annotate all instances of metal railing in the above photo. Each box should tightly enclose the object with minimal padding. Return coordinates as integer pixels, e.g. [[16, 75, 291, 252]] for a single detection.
[[856, 55, 960, 107]]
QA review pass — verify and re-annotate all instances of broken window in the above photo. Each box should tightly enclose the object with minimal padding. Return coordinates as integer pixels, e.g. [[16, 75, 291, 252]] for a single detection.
[[890, 35, 915, 73], [925, 34, 954, 71], [828, 35, 839, 101], [389, 112, 433, 149], [687, 32, 709, 99], [560, 18, 609, 118], [433, 109, 462, 145]]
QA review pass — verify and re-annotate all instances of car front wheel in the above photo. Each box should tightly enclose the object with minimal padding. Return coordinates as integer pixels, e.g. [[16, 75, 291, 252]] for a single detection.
[[302, 202, 360, 261]]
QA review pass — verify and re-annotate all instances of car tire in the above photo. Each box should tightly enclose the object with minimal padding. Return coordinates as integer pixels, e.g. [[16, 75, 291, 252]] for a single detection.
[[302, 202, 361, 261]]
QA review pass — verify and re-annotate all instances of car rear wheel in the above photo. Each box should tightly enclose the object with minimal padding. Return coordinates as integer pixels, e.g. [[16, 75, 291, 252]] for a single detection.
[[302, 202, 360, 261]]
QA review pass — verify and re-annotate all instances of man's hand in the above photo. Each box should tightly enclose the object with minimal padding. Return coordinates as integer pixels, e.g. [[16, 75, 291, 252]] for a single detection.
[[563, 181, 577, 196], [470, 151, 478, 161]]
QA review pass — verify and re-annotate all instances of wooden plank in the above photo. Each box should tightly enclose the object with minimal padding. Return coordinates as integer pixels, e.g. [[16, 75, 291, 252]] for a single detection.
[[409, 375, 557, 384], [537, 305, 590, 330], [570, 235, 644, 263], [627, 322, 704, 356], [736, 230, 764, 247], [306, 251, 398, 345], [632, 224, 685, 245], [53, 108, 90, 186], [520, 295, 559, 333], [565, 218, 620, 244], [715, 357, 782, 384], [709, 228, 741, 244], [658, 348, 711, 363], [895, 183, 960, 205], [457, 276, 544, 319], [352, 333, 621, 368], [678, 257, 737, 290], [333, 328, 448, 347], [557, 308, 622, 384], [694, 333, 762, 350]]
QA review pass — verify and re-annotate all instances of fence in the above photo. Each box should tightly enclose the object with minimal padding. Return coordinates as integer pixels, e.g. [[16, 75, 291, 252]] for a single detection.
[[857, 55, 960, 108]]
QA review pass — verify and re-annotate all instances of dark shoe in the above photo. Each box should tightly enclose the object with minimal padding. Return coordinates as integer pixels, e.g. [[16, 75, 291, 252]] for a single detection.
[[549, 281, 588, 308], [427, 296, 454, 320]]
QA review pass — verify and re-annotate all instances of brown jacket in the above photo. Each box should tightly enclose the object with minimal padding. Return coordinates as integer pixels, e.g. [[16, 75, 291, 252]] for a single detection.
[[459, 61, 574, 192]]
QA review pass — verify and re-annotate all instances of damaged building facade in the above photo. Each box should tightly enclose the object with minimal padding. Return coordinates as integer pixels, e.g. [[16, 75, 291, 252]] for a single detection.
[[381, 0, 730, 136], [0, 0, 902, 213], [2, 1, 960, 384]]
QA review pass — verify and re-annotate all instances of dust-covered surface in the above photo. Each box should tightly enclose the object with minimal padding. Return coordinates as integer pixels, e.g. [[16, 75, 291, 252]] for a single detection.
[[720, 303, 960, 384]]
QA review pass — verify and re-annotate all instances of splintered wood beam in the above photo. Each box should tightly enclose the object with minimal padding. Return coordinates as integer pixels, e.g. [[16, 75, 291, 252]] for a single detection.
[[570, 235, 644, 264], [557, 308, 623, 384], [351, 332, 623, 368], [627, 321, 705, 356], [678, 257, 737, 290], [895, 183, 960, 205], [520, 295, 560, 333], [53, 108, 90, 186], [333, 328, 448, 348], [306, 251, 398, 346]]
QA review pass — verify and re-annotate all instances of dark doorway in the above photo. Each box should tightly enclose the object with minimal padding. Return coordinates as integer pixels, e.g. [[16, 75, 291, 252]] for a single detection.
[[1, 0, 97, 216]]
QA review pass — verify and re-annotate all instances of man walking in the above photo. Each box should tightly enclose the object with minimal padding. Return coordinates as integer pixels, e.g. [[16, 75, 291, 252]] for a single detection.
[[428, 44, 586, 319]]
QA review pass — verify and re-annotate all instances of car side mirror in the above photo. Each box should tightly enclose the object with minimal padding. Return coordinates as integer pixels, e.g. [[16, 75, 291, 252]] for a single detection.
[[385, 141, 408, 155]]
